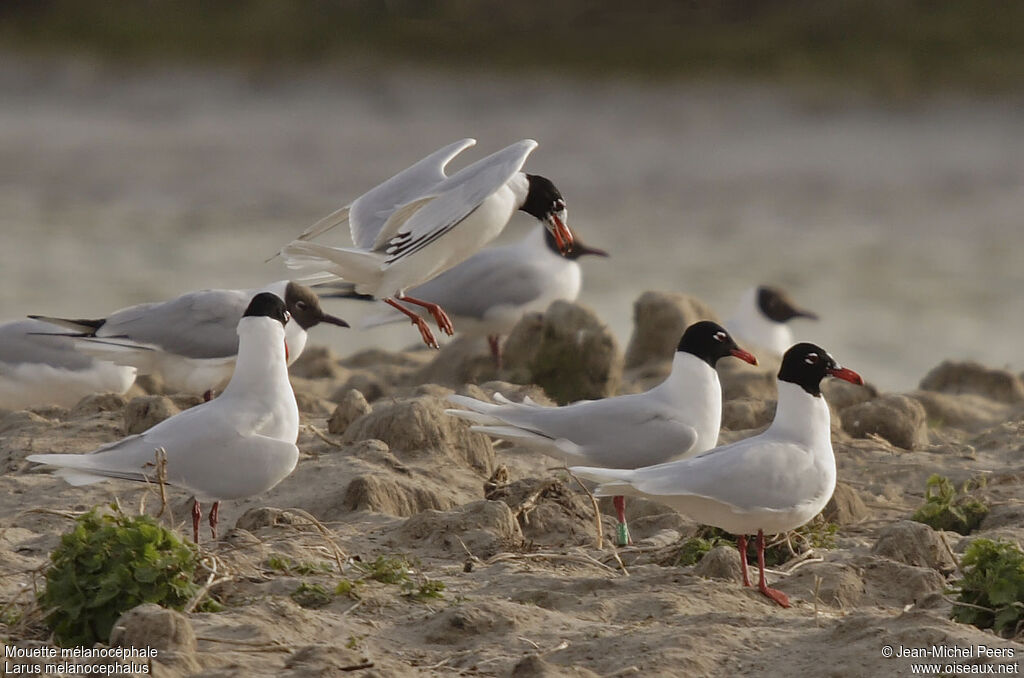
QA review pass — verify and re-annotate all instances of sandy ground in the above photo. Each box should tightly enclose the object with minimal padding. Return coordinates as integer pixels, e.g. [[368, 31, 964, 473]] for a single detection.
[[2, 296, 1023, 677]]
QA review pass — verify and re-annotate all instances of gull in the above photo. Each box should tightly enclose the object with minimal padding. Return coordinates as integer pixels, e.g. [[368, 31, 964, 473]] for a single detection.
[[322, 225, 608, 367], [31, 280, 348, 398], [27, 292, 302, 543], [279, 138, 574, 349], [0, 319, 137, 410], [446, 321, 757, 545], [571, 342, 864, 606], [725, 285, 818, 358]]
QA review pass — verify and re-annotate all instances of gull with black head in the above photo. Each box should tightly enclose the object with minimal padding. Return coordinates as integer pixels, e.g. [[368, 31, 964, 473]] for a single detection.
[[279, 138, 575, 348], [447, 321, 757, 545], [27, 292, 303, 543], [571, 342, 864, 606]]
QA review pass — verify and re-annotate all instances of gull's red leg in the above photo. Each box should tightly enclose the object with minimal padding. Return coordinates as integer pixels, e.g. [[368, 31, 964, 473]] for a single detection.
[[385, 298, 439, 348], [757, 529, 790, 608], [209, 501, 220, 540], [487, 335, 502, 369], [192, 499, 202, 543], [398, 294, 454, 336], [737, 534, 751, 587], [613, 495, 632, 546]]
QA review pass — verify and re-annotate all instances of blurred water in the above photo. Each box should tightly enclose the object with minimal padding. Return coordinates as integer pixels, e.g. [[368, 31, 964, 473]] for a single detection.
[[2, 60, 1022, 391]]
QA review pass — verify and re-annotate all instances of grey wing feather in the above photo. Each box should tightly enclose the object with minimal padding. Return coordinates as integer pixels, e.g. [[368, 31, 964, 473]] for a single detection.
[[402, 247, 547, 319], [0, 320, 94, 370], [629, 439, 818, 511], [100, 289, 250, 359]]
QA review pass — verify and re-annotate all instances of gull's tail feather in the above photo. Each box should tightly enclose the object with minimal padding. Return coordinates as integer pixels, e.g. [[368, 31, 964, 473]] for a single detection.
[[280, 241, 384, 287], [27, 315, 105, 336], [266, 205, 352, 262], [27, 453, 149, 485], [568, 466, 638, 497]]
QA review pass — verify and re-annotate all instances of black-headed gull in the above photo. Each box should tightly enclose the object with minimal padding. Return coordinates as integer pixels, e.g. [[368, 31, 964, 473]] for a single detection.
[[27, 292, 301, 542], [571, 342, 863, 606], [31, 280, 347, 398], [446, 321, 757, 545], [0, 319, 137, 410], [323, 225, 607, 367], [725, 285, 818, 358], [279, 139, 574, 349]]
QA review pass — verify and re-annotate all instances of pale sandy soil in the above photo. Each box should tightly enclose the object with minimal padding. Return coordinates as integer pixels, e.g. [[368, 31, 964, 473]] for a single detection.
[[2, 298, 1023, 677]]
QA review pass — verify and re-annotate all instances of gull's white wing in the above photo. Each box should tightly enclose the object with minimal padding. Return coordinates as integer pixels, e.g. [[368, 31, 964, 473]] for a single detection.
[[377, 140, 538, 264], [342, 138, 474, 249], [628, 438, 820, 512]]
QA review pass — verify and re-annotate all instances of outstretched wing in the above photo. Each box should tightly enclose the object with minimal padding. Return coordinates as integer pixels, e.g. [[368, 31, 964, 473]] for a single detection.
[[339, 138, 475, 249], [377, 140, 537, 264]]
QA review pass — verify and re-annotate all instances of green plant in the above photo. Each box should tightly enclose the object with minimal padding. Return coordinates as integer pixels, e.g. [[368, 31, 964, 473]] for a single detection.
[[290, 582, 333, 609], [334, 579, 362, 598], [39, 506, 201, 647], [266, 555, 332, 575], [912, 474, 989, 535], [951, 539, 1024, 636], [674, 536, 725, 566], [404, 578, 446, 601], [354, 555, 414, 585]]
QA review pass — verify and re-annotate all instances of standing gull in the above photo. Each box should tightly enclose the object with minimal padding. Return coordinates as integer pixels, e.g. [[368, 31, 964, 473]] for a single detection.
[[27, 292, 305, 543], [324, 225, 608, 367], [446, 321, 757, 545], [31, 280, 348, 397], [279, 138, 574, 349], [571, 342, 864, 606]]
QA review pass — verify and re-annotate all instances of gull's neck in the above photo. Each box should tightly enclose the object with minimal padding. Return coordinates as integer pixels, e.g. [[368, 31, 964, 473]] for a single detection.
[[726, 287, 792, 357], [221, 317, 291, 398], [508, 172, 530, 208], [650, 351, 722, 452], [766, 380, 833, 449]]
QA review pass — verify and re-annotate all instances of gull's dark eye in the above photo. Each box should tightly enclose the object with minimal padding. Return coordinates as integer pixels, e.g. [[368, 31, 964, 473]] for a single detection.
[[553, 199, 565, 212], [296, 301, 309, 311], [804, 352, 819, 365], [713, 331, 727, 342], [284, 310, 292, 323]]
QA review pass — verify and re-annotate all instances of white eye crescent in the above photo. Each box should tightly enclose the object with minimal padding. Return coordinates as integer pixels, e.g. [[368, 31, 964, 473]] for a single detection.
[[284, 311, 291, 323], [713, 331, 727, 342], [804, 353, 818, 365]]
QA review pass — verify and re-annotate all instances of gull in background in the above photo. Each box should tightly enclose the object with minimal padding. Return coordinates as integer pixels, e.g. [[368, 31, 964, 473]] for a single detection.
[[322, 225, 608, 367], [725, 285, 818, 359], [28, 292, 302, 543], [0, 319, 137, 410], [446, 321, 757, 545], [31, 280, 348, 398], [571, 342, 864, 606], [279, 138, 575, 349]]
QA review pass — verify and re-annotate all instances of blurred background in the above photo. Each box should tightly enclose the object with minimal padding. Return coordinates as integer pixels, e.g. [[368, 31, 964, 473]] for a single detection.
[[1, 1, 1022, 390]]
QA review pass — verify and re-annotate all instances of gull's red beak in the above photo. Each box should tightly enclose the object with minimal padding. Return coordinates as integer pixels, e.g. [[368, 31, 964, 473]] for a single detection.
[[828, 366, 863, 385], [548, 214, 575, 255], [730, 348, 758, 366]]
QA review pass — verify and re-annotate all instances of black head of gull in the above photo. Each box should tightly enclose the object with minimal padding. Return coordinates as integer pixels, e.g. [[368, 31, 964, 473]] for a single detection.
[[677, 321, 758, 367], [522, 174, 574, 254], [778, 342, 864, 397], [757, 286, 819, 323], [243, 293, 291, 327]]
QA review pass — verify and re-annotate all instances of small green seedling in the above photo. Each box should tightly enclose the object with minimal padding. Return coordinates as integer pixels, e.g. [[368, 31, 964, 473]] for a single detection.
[[266, 555, 332, 575], [39, 506, 204, 647], [290, 582, 333, 609], [912, 474, 989, 535], [951, 538, 1024, 637]]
